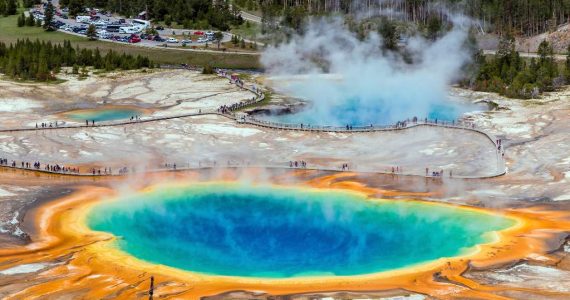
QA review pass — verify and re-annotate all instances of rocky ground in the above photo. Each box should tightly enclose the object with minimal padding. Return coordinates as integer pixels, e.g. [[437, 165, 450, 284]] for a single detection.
[[0, 70, 569, 299]]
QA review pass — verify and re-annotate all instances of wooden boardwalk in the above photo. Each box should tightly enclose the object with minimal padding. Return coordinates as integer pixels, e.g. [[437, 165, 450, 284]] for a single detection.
[[0, 68, 506, 179]]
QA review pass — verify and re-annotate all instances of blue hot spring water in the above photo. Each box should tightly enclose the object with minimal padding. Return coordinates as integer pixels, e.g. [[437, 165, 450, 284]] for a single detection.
[[87, 184, 514, 278], [257, 97, 486, 126], [65, 108, 142, 122]]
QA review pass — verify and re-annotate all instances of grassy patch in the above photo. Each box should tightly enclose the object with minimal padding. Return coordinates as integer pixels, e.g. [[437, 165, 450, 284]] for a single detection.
[[0, 74, 67, 84], [0, 15, 261, 69], [230, 22, 261, 40], [238, 89, 271, 111]]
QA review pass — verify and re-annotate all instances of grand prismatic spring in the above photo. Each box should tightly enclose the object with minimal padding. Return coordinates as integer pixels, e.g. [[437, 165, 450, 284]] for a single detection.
[[87, 183, 515, 278], [2, 5, 570, 300]]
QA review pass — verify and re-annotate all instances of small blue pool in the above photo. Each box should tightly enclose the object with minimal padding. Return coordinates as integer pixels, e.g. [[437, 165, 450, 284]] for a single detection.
[[63, 107, 143, 122]]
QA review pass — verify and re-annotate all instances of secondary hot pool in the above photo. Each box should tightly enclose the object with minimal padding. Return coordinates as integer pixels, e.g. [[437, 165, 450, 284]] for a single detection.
[[62, 106, 144, 122]]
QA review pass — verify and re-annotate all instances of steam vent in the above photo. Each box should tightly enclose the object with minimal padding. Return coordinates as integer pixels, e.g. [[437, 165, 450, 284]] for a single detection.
[[1, 2, 570, 300]]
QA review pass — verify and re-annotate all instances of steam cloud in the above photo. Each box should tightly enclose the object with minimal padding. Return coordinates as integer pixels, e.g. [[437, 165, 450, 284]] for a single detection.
[[261, 15, 476, 126]]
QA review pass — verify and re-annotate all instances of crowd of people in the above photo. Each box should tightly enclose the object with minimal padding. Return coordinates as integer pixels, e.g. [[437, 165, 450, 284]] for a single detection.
[[36, 121, 63, 128], [425, 167, 451, 178], [0, 158, 80, 174], [215, 69, 263, 115], [390, 166, 403, 173], [289, 161, 307, 168], [164, 163, 177, 170], [218, 96, 260, 114]]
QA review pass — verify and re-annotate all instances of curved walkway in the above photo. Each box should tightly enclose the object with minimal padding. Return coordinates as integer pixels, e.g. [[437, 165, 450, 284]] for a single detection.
[[0, 162, 505, 180], [0, 69, 507, 179]]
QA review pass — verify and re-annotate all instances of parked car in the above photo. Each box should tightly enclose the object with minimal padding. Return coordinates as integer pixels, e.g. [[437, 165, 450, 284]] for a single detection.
[[72, 25, 87, 33], [166, 37, 179, 43], [155, 26, 164, 30], [97, 31, 112, 39], [153, 36, 165, 42], [129, 36, 141, 43], [181, 39, 191, 44]]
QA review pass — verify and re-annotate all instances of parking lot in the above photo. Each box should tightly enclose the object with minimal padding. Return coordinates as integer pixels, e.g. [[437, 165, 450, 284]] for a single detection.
[[30, 3, 234, 50]]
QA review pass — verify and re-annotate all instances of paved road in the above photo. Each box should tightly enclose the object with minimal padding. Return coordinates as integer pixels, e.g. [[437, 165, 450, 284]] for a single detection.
[[58, 29, 261, 56], [483, 50, 568, 61], [240, 11, 262, 24]]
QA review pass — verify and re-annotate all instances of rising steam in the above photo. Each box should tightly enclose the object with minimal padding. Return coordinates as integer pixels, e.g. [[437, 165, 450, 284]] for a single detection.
[[261, 15, 476, 126]]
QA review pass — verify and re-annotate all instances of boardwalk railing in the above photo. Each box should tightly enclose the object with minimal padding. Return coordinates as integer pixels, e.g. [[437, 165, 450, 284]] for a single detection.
[[0, 67, 507, 179]]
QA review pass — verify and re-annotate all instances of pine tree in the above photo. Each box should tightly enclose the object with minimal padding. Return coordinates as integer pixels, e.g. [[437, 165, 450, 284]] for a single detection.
[[37, 49, 50, 81], [17, 13, 25, 27], [379, 21, 399, 51], [0, 1, 6, 16], [86, 24, 97, 40], [93, 48, 103, 68], [6, 0, 17, 15], [43, 0, 55, 31], [26, 12, 35, 27], [0, 39, 154, 82]]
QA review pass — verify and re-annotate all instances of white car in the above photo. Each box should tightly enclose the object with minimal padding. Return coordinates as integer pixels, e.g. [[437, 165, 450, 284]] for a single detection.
[[166, 37, 179, 43], [97, 32, 111, 39], [197, 37, 207, 43]]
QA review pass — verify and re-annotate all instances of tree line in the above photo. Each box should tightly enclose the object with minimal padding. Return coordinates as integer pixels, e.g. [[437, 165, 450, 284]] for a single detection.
[[255, 0, 570, 36], [465, 36, 570, 98], [0, 0, 17, 16], [59, 0, 244, 31], [0, 39, 154, 82]]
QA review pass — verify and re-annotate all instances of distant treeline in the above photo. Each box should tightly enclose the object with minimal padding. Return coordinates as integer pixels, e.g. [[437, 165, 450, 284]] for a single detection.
[[0, 0, 17, 16], [252, 0, 570, 36], [60, 0, 243, 31], [1, 0, 42, 15], [0, 39, 154, 81], [466, 37, 570, 98]]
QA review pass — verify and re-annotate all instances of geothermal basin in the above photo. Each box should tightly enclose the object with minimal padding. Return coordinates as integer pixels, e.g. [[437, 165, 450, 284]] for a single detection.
[[61, 106, 145, 122], [87, 183, 515, 278]]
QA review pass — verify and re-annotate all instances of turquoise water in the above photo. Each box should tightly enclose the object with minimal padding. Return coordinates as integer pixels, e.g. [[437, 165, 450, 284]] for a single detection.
[[65, 108, 141, 122], [256, 99, 486, 126], [87, 184, 514, 278]]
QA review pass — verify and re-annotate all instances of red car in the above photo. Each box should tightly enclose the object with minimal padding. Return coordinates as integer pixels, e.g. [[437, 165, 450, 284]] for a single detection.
[[129, 35, 141, 43], [194, 31, 204, 35]]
